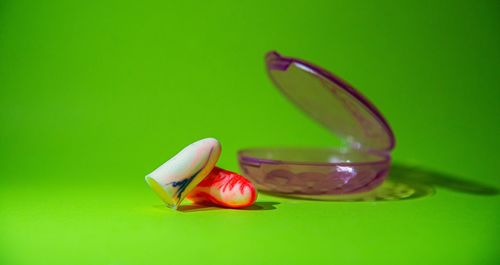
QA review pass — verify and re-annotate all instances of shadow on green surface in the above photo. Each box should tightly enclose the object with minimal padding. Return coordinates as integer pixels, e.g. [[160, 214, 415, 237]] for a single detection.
[[242, 201, 280, 210], [390, 164, 499, 196], [152, 204, 220, 212], [261, 164, 498, 202], [153, 201, 280, 212]]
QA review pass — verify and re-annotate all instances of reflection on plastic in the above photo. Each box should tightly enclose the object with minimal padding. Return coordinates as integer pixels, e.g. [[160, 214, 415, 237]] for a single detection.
[[262, 164, 498, 201]]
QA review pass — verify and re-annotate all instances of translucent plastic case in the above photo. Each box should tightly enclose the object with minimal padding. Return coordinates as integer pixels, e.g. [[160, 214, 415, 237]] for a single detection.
[[238, 51, 395, 199]]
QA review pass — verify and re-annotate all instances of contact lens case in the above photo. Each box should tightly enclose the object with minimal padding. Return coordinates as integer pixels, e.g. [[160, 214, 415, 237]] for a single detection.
[[238, 51, 395, 199]]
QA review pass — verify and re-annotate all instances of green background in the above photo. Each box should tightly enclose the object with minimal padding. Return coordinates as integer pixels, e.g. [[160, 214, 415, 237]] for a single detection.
[[1, 0, 499, 264]]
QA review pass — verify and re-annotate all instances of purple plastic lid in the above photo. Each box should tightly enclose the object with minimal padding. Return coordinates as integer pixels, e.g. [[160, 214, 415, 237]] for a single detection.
[[266, 51, 395, 152]]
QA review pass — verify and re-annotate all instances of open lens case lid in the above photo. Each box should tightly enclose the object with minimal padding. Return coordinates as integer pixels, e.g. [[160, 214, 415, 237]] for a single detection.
[[238, 51, 395, 198]]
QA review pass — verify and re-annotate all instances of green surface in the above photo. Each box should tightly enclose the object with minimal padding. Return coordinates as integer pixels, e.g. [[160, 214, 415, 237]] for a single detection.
[[1, 1, 499, 264]]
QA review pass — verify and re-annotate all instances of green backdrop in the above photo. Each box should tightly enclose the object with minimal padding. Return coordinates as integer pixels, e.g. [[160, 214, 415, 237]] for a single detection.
[[1, 1, 499, 264]]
